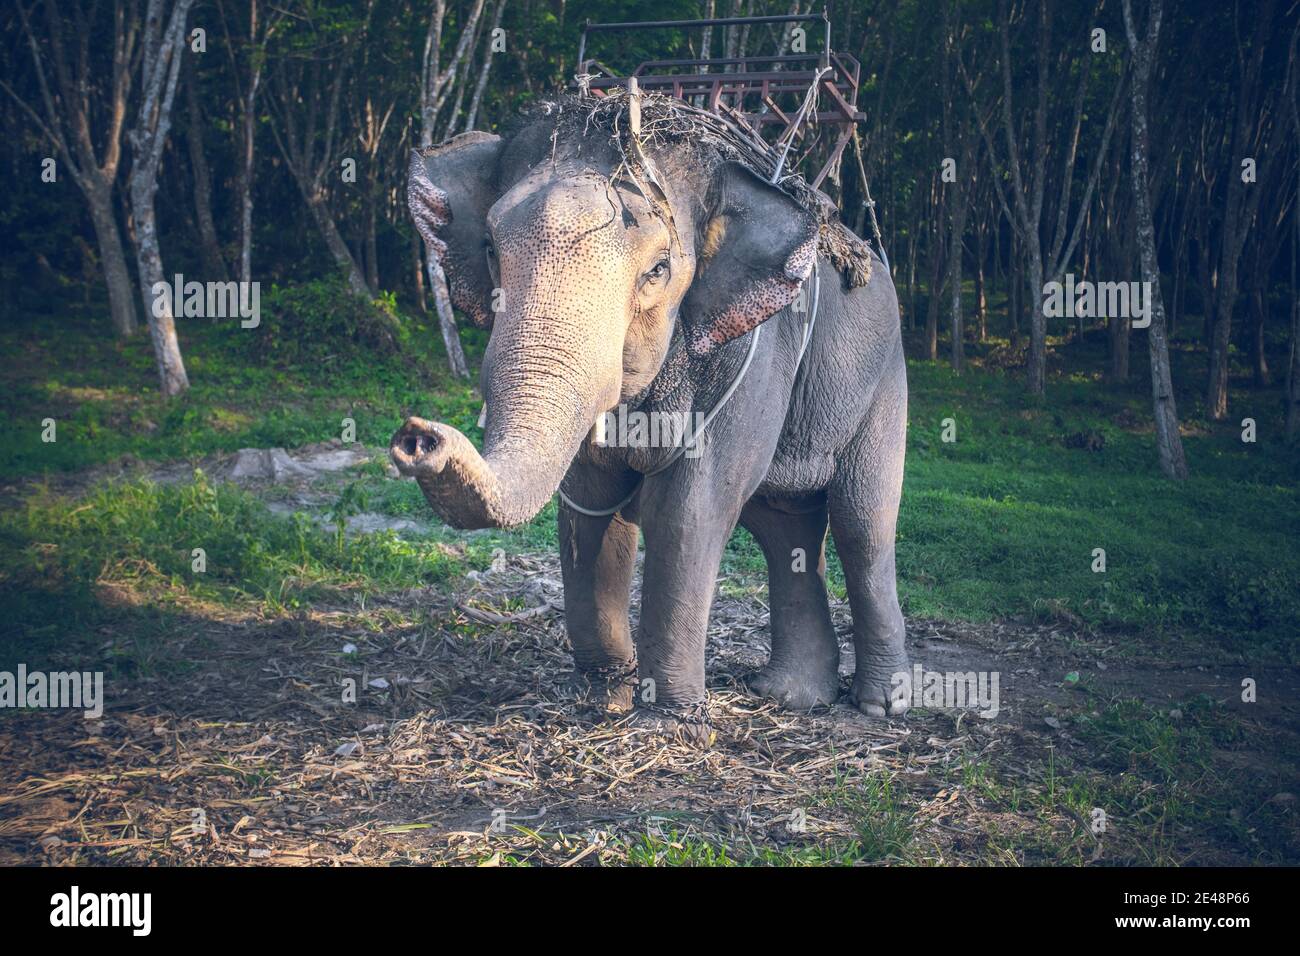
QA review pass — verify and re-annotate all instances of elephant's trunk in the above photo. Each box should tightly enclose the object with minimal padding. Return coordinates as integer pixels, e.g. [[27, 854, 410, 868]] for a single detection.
[[391, 311, 621, 529]]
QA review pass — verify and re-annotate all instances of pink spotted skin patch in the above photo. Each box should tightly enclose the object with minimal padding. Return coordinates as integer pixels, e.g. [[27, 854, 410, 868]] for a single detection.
[[408, 152, 450, 260], [688, 235, 817, 357], [408, 151, 492, 327]]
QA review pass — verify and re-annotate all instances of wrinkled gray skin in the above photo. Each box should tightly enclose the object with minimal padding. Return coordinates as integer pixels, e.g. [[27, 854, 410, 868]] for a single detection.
[[392, 104, 910, 742]]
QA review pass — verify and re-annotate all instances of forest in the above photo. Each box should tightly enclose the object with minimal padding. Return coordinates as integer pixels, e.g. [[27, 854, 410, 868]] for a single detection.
[[0, 0, 1297, 869]]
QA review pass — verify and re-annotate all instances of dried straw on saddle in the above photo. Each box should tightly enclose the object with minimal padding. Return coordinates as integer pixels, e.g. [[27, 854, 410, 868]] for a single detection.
[[532, 88, 875, 290]]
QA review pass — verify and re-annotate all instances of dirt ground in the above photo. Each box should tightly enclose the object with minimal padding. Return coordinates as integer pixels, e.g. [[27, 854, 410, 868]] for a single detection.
[[3, 555, 1297, 866], [2, 448, 1296, 866]]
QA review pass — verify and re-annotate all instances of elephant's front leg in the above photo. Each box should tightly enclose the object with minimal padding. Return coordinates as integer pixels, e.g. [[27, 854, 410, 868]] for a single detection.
[[558, 498, 640, 714], [631, 486, 739, 745]]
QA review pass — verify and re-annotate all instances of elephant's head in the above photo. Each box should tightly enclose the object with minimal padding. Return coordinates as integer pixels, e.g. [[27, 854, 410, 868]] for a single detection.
[[391, 100, 819, 529]]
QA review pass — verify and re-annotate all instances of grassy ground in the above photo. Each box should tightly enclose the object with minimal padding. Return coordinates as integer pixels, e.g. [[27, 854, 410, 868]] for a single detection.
[[3, 304, 1296, 664], [1, 296, 1297, 866]]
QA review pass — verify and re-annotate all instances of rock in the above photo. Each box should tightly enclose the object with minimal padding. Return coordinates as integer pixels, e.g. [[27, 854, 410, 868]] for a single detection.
[[340, 513, 425, 535], [225, 445, 370, 483], [227, 448, 316, 482]]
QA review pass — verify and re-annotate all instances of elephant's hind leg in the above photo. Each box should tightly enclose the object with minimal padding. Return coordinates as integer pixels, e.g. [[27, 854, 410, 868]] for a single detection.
[[828, 358, 911, 718], [740, 496, 842, 710]]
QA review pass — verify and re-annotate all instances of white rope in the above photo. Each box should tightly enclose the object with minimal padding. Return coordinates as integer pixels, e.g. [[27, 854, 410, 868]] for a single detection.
[[558, 259, 820, 518], [771, 65, 831, 184]]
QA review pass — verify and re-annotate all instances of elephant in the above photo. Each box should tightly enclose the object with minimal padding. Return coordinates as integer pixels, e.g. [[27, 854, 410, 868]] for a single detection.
[[391, 93, 911, 742]]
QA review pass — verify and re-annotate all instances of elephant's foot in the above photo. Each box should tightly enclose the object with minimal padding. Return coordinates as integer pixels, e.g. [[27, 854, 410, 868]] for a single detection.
[[849, 653, 912, 718], [568, 659, 638, 715], [625, 702, 715, 747], [746, 655, 840, 711]]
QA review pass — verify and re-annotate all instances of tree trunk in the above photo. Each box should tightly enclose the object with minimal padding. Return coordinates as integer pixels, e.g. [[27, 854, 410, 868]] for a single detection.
[[1027, 247, 1045, 394], [925, 246, 942, 360], [429, 258, 470, 379], [184, 51, 227, 281], [1123, 0, 1187, 478], [131, 177, 190, 396], [975, 238, 987, 342], [906, 231, 917, 329], [949, 213, 966, 370], [1205, 0, 1277, 419], [1109, 315, 1131, 383], [1077, 212, 1090, 340], [464, 0, 506, 132], [364, 192, 380, 292], [1207, 221, 1242, 417], [1287, 237, 1299, 439], [412, 232, 427, 313], [1171, 240, 1185, 339], [1010, 229, 1022, 350], [85, 182, 139, 337], [238, 70, 259, 286], [305, 190, 372, 298], [128, 0, 196, 396], [1250, 287, 1270, 387], [1288, 26, 1300, 442]]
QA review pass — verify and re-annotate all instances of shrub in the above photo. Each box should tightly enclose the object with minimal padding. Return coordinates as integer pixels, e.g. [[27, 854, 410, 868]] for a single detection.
[[238, 276, 407, 368]]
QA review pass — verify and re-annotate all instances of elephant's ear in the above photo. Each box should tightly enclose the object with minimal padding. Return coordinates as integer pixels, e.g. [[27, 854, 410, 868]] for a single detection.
[[408, 132, 502, 329], [682, 162, 819, 357]]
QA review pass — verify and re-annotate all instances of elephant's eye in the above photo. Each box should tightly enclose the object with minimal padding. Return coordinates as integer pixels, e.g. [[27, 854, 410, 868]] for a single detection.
[[643, 257, 670, 285], [483, 239, 499, 280]]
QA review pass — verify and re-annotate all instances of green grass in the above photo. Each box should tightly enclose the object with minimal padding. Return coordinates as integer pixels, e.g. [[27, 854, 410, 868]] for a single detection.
[[3, 295, 1296, 867], [0, 470, 493, 672], [889, 360, 1299, 652], [0, 302, 485, 477], [1053, 696, 1288, 865], [2, 298, 1298, 662]]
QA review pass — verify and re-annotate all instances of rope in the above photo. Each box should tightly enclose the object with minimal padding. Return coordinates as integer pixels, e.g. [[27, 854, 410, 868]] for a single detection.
[[851, 127, 889, 271], [558, 259, 820, 518], [558, 66, 832, 519], [771, 65, 831, 184]]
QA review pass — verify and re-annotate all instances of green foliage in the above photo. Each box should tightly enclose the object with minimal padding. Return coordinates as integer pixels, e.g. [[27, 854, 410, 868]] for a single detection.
[[236, 277, 412, 369], [889, 360, 1300, 653], [4, 299, 1297, 657], [0, 311, 479, 477], [0, 470, 470, 670]]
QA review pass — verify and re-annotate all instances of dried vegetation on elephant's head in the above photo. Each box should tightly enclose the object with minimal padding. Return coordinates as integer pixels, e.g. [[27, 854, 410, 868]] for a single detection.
[[514, 91, 876, 290]]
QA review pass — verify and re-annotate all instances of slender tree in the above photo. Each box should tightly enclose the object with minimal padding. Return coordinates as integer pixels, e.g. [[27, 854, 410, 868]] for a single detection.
[[1205, 0, 1281, 420], [5, 0, 142, 337], [1287, 25, 1300, 442], [415, 0, 489, 379], [266, 0, 374, 299], [1123, 0, 1187, 479], [182, 42, 226, 280], [127, 0, 196, 396], [217, 0, 285, 287], [962, 0, 1124, 395]]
